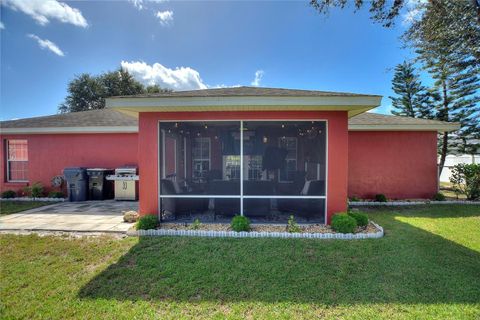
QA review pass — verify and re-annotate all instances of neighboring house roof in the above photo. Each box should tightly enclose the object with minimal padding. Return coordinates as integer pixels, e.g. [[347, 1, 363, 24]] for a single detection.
[[0, 109, 459, 134], [0, 109, 137, 134], [112, 86, 382, 98], [349, 113, 460, 132], [106, 86, 382, 118]]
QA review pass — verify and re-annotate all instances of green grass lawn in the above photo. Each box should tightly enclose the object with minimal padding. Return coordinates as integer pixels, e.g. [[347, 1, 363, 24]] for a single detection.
[[1, 205, 479, 319], [0, 201, 54, 215]]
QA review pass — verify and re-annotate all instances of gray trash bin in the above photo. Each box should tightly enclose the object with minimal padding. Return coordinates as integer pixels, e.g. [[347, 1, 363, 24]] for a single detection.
[[63, 167, 88, 201]]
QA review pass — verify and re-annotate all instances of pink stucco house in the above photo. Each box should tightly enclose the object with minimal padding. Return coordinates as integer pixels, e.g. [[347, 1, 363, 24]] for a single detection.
[[0, 87, 459, 223]]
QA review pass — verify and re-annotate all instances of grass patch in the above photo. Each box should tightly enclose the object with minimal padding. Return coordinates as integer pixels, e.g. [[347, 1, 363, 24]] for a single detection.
[[0, 201, 53, 215], [1, 204, 479, 319], [439, 182, 467, 199]]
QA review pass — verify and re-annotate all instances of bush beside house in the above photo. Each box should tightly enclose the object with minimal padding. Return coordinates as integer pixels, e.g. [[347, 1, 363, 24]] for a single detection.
[[331, 213, 357, 233], [450, 163, 480, 200]]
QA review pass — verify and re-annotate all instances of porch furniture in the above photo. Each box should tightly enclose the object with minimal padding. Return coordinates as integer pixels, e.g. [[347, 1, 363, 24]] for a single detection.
[[277, 179, 325, 221], [243, 180, 274, 216], [207, 180, 240, 217], [159, 179, 209, 220]]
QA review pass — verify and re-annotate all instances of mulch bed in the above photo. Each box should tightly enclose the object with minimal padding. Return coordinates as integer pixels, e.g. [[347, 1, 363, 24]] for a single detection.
[[158, 221, 379, 234]]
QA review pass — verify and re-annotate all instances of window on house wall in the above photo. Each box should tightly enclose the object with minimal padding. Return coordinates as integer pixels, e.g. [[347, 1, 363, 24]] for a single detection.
[[6, 139, 28, 182], [246, 155, 263, 180], [278, 137, 297, 182], [192, 137, 211, 183]]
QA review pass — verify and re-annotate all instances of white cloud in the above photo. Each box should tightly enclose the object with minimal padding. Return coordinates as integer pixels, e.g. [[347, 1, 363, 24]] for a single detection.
[[369, 104, 393, 114], [155, 10, 173, 25], [129, 0, 144, 10], [251, 70, 264, 87], [211, 83, 241, 89], [121, 61, 207, 90], [129, 0, 168, 10], [3, 0, 88, 27], [0, 22, 4, 29], [28, 34, 65, 56]]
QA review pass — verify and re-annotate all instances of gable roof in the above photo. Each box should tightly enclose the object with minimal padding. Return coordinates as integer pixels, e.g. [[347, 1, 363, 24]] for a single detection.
[[0, 108, 459, 134], [106, 86, 383, 117], [0, 109, 137, 134], [112, 86, 382, 99]]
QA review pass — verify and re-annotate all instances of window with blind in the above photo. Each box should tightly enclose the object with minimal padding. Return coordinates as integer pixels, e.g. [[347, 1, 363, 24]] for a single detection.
[[6, 140, 28, 182]]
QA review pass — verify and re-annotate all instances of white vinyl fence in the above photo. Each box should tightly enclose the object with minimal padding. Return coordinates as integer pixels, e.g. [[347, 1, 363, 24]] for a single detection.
[[440, 154, 479, 183]]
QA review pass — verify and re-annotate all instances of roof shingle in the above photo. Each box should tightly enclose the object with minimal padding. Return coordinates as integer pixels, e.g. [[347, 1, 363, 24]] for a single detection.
[[0, 109, 137, 129], [0, 107, 457, 131], [349, 112, 455, 126], [111, 86, 381, 99]]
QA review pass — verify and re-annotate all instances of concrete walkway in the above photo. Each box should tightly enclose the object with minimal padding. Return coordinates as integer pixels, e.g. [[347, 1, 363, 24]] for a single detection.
[[0, 200, 138, 233]]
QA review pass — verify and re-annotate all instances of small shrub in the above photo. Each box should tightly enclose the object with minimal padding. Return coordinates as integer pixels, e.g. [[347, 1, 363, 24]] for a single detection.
[[23, 182, 44, 198], [287, 215, 302, 233], [331, 213, 357, 234], [1, 190, 16, 199], [348, 211, 369, 227], [231, 215, 250, 232], [374, 194, 387, 202], [349, 196, 360, 202], [191, 218, 202, 230], [136, 214, 158, 230], [48, 191, 65, 198], [450, 163, 480, 200], [21, 186, 31, 197], [31, 183, 44, 198], [433, 192, 446, 201]]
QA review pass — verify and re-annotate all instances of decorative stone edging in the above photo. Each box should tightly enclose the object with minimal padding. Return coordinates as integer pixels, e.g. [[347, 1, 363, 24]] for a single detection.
[[350, 200, 479, 206], [0, 197, 65, 202], [127, 222, 384, 240]]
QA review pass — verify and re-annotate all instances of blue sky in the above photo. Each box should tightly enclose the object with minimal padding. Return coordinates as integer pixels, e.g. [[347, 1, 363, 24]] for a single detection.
[[0, 0, 415, 120]]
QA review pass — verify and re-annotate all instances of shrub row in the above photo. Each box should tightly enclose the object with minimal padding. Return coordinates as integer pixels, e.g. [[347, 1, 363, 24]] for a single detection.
[[136, 214, 254, 232], [350, 192, 449, 202], [1, 183, 65, 199], [137, 212, 369, 235]]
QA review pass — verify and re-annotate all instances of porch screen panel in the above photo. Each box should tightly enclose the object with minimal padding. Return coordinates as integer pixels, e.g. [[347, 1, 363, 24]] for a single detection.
[[242, 121, 326, 223], [159, 121, 241, 221]]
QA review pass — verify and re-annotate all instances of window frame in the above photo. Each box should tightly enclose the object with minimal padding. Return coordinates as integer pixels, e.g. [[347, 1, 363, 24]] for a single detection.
[[5, 139, 29, 183], [191, 137, 211, 183], [278, 136, 298, 182]]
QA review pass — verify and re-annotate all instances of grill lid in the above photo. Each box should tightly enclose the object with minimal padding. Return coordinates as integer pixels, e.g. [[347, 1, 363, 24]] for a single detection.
[[114, 166, 138, 175]]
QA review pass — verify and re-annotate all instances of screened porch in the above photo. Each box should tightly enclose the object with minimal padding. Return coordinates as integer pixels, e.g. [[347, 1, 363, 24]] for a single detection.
[[159, 120, 327, 223]]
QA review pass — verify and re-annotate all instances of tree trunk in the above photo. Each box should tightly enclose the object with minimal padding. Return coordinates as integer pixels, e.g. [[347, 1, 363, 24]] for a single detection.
[[438, 132, 449, 177], [438, 77, 450, 177]]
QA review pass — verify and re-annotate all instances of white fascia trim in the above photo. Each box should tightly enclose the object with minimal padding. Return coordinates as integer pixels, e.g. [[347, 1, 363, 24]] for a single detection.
[[348, 124, 460, 132], [106, 95, 382, 112], [0, 126, 139, 134]]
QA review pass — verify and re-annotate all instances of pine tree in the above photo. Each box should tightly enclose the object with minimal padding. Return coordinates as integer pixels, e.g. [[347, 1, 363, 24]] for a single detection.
[[416, 42, 480, 176], [389, 61, 432, 118]]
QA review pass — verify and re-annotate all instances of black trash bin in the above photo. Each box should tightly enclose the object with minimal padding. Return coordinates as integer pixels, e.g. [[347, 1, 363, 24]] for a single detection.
[[86, 169, 114, 200], [63, 167, 88, 202]]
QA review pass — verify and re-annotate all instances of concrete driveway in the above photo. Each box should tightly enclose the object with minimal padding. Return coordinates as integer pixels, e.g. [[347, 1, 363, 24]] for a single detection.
[[0, 200, 138, 233]]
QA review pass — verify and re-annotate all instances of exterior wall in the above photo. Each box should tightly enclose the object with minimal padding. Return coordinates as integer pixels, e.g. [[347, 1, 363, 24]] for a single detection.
[[348, 131, 438, 199], [138, 111, 349, 223], [0, 133, 138, 194]]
